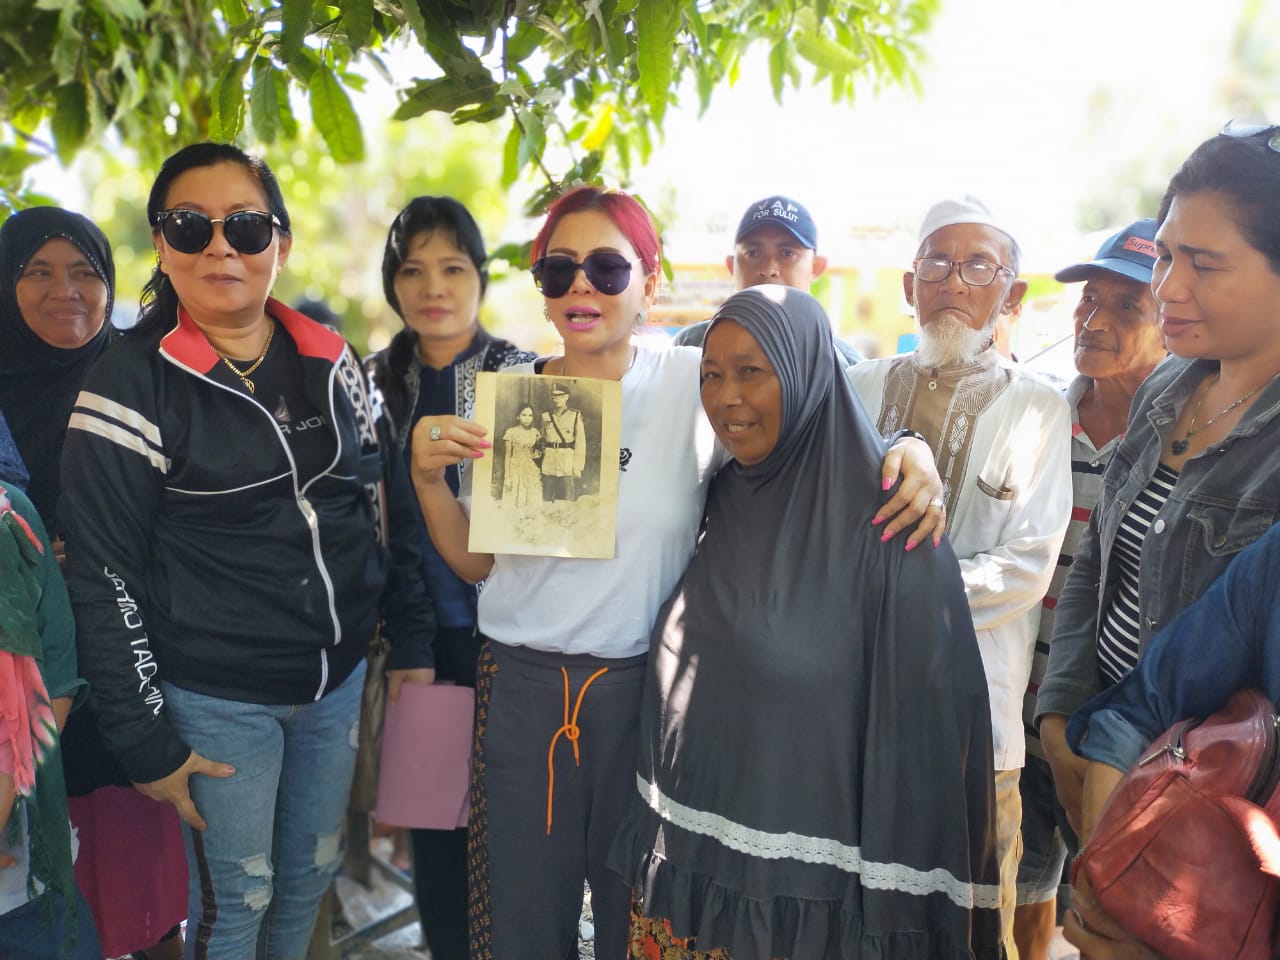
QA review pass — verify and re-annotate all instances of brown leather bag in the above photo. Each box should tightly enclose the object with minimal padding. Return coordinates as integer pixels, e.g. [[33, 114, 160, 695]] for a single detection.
[[1074, 689, 1280, 960]]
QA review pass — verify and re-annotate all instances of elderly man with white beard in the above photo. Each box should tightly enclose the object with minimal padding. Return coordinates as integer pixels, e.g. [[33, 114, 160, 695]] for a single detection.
[[848, 196, 1072, 960]]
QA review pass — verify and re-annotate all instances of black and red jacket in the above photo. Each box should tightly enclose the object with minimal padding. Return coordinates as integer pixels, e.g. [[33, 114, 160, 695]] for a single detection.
[[60, 299, 435, 783]]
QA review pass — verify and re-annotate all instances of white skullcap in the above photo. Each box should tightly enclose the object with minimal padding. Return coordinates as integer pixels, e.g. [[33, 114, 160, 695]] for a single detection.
[[916, 195, 1018, 249]]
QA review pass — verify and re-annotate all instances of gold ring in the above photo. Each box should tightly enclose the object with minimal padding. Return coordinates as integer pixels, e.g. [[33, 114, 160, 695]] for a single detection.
[[429, 425, 442, 441]]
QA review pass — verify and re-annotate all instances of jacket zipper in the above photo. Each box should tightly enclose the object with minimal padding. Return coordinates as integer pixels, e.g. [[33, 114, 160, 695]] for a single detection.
[[167, 357, 345, 675]]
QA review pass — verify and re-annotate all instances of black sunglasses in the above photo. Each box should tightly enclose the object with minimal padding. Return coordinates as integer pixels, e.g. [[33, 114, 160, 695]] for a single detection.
[[532, 253, 640, 299], [155, 208, 284, 255], [1220, 120, 1280, 152]]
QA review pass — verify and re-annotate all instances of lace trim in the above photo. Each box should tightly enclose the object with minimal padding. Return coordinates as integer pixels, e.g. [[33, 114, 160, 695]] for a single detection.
[[639, 774, 1000, 911]]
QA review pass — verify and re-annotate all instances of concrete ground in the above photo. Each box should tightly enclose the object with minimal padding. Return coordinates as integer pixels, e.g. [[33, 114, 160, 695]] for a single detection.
[[334, 837, 596, 960]]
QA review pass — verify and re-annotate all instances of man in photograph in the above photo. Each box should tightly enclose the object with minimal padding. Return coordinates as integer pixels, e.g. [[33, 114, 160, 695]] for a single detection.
[[540, 383, 586, 501]]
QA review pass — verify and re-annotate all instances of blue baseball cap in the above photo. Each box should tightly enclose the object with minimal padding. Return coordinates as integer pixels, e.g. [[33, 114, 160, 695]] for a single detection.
[[1055, 219, 1158, 284], [735, 196, 817, 249]]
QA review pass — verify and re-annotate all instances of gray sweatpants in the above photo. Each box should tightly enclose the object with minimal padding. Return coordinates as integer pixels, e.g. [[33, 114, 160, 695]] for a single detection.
[[471, 639, 646, 960]]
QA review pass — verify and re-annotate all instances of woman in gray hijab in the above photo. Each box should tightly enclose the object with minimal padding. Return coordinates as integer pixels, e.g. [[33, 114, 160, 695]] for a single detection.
[[611, 285, 1001, 959]]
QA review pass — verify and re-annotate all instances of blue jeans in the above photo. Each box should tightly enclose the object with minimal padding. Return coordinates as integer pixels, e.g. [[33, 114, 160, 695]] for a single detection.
[[0, 886, 102, 960], [162, 660, 364, 960]]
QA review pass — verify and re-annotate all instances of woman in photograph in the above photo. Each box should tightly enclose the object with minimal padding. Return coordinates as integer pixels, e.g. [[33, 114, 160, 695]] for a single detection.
[[612, 285, 1001, 960], [501, 404, 543, 509], [59, 142, 436, 960], [410, 185, 949, 959], [367, 194, 534, 960]]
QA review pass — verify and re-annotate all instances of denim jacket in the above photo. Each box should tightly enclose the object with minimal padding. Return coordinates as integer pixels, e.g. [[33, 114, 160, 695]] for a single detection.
[[1037, 355, 1280, 723], [1066, 518, 1280, 771]]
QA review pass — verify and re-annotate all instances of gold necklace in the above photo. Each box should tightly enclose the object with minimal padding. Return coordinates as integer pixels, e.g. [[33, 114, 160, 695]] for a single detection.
[[1171, 372, 1277, 455], [215, 321, 275, 394]]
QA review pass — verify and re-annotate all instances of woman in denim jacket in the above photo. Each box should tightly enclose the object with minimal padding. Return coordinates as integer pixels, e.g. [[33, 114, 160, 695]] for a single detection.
[[1045, 519, 1280, 958], [1037, 125, 1280, 835]]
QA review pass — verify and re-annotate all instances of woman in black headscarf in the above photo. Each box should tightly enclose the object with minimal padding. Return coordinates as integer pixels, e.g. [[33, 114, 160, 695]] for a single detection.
[[611, 285, 1001, 959], [0, 207, 114, 535], [0, 207, 189, 959]]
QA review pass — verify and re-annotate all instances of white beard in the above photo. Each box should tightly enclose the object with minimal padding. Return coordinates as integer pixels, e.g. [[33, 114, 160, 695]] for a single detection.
[[915, 315, 994, 369]]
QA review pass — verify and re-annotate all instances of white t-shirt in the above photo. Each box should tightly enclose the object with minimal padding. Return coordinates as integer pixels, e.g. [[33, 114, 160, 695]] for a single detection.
[[478, 344, 722, 658]]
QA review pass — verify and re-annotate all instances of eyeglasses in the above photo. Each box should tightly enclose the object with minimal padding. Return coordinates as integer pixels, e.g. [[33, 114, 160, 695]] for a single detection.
[[155, 209, 284, 255], [531, 253, 640, 299], [1220, 120, 1280, 152], [913, 258, 1012, 287]]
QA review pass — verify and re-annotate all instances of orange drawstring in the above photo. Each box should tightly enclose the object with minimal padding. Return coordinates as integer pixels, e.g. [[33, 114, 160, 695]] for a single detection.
[[546, 665, 609, 835]]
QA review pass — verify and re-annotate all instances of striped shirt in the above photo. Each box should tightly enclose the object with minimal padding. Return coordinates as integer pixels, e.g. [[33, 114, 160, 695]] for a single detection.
[[1096, 463, 1180, 686], [1022, 377, 1119, 759]]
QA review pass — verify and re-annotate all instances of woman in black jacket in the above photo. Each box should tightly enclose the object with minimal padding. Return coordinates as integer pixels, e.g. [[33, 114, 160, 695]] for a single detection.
[[59, 142, 437, 960]]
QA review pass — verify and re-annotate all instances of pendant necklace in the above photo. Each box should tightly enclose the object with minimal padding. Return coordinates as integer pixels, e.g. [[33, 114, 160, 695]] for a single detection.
[[215, 321, 275, 394], [1171, 371, 1278, 455]]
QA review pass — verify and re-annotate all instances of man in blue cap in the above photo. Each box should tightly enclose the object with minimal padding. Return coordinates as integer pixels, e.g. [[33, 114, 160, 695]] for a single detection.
[[671, 195, 862, 363], [1021, 219, 1167, 960]]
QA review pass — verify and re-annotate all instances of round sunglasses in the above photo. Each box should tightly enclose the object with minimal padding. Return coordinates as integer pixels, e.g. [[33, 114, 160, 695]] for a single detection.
[[155, 209, 284, 255], [531, 253, 640, 299]]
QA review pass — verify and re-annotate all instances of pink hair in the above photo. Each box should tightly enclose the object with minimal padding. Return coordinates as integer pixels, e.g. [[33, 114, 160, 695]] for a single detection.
[[530, 186, 661, 275]]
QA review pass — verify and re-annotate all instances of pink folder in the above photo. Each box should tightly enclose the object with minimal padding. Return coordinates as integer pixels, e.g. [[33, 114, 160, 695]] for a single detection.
[[375, 682, 474, 830]]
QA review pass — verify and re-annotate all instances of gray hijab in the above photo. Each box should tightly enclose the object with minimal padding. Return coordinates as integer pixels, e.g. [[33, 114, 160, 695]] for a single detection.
[[614, 286, 1001, 958]]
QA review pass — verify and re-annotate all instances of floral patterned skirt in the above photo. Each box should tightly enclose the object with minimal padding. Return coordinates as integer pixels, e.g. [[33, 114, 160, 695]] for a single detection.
[[628, 898, 733, 960]]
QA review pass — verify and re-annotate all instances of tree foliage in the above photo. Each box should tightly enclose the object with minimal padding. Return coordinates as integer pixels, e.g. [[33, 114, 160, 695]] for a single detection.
[[0, 0, 937, 214]]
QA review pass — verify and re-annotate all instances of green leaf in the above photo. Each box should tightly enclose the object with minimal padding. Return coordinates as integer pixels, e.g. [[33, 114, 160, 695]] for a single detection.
[[276, 71, 299, 138], [488, 240, 532, 272], [635, 0, 680, 126], [400, 0, 429, 50], [768, 36, 787, 103], [793, 31, 861, 75], [50, 8, 80, 84], [51, 80, 88, 164], [280, 0, 315, 63], [515, 108, 544, 172], [216, 0, 250, 27], [210, 56, 250, 141], [504, 21, 542, 63], [343, 0, 374, 49], [452, 98, 507, 124], [97, 0, 146, 21], [250, 63, 282, 142], [393, 74, 498, 119], [501, 121, 521, 187], [308, 63, 364, 162], [417, 0, 476, 69], [0, 146, 44, 178]]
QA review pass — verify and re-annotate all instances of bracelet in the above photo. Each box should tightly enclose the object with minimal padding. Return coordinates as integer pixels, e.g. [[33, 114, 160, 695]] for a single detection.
[[888, 428, 928, 447]]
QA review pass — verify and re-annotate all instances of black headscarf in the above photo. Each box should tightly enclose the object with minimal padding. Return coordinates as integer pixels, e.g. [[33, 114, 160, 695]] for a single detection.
[[0, 207, 115, 533], [613, 286, 1001, 958]]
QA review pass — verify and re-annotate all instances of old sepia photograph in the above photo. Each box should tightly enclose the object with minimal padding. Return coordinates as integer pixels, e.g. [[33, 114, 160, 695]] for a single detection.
[[469, 372, 622, 558]]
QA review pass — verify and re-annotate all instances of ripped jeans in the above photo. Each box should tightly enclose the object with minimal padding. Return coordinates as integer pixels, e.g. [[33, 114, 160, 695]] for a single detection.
[[161, 660, 364, 960]]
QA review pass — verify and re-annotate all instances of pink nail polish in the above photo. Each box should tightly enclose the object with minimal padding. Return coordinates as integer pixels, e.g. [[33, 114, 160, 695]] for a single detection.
[[905, 541, 917, 552], [471, 450, 484, 459], [478, 440, 493, 449], [880, 530, 892, 543], [871, 516, 884, 527], [881, 477, 892, 491]]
